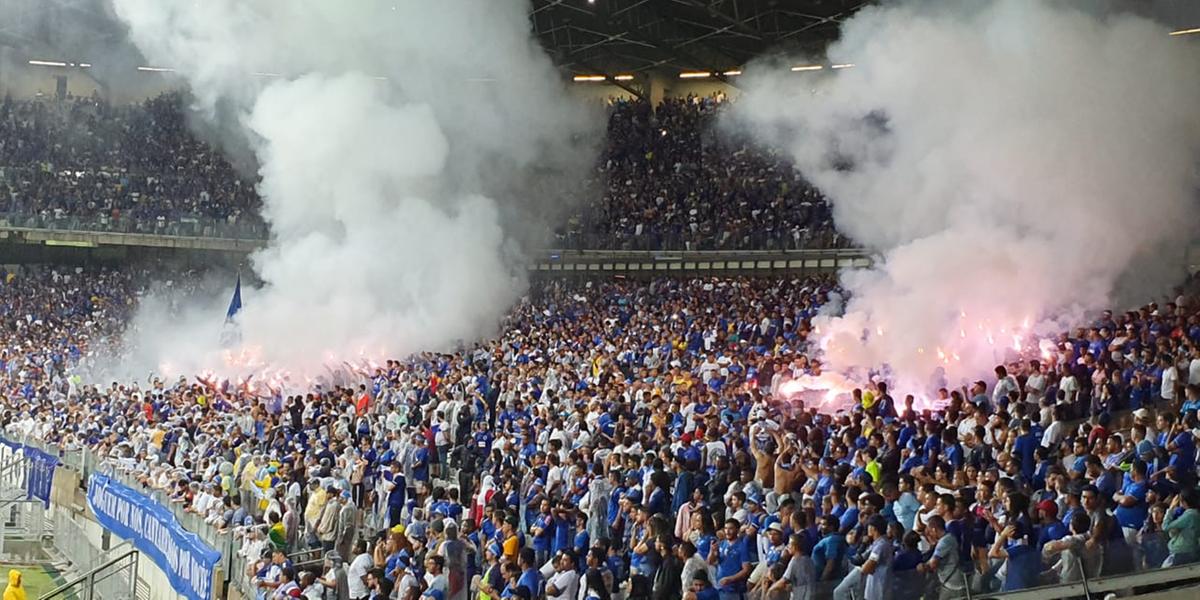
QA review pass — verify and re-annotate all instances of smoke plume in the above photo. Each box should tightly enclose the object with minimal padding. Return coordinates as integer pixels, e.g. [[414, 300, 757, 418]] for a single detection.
[[733, 1, 1200, 389], [105, 0, 597, 377]]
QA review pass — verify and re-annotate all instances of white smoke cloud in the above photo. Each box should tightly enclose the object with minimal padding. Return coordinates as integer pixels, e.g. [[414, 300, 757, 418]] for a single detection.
[[103, 0, 596, 377], [733, 1, 1200, 389]]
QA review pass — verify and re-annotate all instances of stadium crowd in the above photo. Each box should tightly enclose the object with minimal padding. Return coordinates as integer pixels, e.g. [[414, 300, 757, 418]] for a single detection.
[[0, 93, 261, 235], [560, 95, 839, 251], [0, 92, 836, 250], [2, 266, 1200, 600]]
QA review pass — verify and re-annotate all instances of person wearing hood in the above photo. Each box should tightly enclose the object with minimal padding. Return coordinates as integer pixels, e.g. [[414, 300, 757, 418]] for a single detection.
[[3, 570, 26, 600], [337, 489, 360, 561]]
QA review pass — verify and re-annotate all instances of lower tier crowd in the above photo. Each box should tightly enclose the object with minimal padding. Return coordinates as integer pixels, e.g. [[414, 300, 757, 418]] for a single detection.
[[2, 268, 1200, 600]]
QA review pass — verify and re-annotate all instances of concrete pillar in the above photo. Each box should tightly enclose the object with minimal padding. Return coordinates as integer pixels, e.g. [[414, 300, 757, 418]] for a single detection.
[[647, 73, 667, 107]]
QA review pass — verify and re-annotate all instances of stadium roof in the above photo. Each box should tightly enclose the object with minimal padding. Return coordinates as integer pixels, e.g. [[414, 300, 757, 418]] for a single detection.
[[530, 0, 869, 78]]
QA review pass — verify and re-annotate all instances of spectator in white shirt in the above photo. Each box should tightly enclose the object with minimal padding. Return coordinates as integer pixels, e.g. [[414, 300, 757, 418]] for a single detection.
[[1040, 405, 1066, 449], [1161, 354, 1179, 402], [1025, 360, 1046, 400], [543, 551, 579, 600], [347, 540, 373, 600], [992, 366, 1018, 408]]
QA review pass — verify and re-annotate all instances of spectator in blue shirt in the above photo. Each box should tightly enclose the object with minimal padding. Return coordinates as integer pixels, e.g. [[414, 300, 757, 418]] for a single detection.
[[709, 519, 751, 599], [515, 548, 542, 598], [812, 516, 847, 582]]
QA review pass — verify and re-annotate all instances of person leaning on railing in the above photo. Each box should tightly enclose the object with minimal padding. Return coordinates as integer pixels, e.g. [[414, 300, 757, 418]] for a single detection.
[[1041, 512, 1100, 584], [1163, 487, 1200, 567]]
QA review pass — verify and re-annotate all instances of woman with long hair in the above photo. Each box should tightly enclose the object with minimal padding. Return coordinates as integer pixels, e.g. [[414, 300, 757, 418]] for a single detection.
[[687, 506, 719, 560], [581, 567, 612, 600]]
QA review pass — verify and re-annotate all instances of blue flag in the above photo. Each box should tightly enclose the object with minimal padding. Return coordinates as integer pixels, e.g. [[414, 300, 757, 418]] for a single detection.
[[226, 274, 243, 321]]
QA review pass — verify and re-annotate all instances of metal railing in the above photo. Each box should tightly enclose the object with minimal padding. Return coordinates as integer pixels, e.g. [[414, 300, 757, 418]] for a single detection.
[[974, 559, 1200, 600], [37, 547, 141, 600], [1, 212, 269, 242], [0, 210, 850, 252], [0, 498, 48, 558], [95, 461, 240, 597]]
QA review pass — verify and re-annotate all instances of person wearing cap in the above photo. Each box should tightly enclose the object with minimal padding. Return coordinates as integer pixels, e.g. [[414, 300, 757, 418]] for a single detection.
[[749, 522, 787, 598], [316, 552, 350, 600], [393, 552, 419, 599], [1035, 499, 1067, 550], [1043, 512, 1099, 584], [477, 540, 505, 600]]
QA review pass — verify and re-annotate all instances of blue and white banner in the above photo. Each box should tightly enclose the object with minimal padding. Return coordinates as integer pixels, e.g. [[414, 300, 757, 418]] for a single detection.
[[87, 473, 220, 600], [22, 445, 57, 507], [0, 436, 59, 507]]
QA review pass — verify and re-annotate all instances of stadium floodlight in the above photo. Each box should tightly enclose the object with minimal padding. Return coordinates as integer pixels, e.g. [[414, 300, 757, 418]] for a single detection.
[[572, 75, 607, 82], [679, 72, 711, 79], [28, 60, 68, 67], [722, 70, 742, 76], [613, 74, 634, 81], [790, 65, 823, 72], [1169, 27, 1200, 36], [831, 63, 856, 69], [137, 66, 175, 72]]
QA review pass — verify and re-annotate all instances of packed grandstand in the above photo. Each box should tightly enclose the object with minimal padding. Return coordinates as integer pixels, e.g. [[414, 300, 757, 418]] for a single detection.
[[3, 251, 1200, 600], [1, 5, 1200, 600], [0, 92, 839, 252]]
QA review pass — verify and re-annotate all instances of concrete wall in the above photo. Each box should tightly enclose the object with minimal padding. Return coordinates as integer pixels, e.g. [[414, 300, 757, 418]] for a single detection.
[[566, 81, 638, 104], [0, 50, 184, 102], [655, 76, 740, 101], [1133, 585, 1200, 600], [0, 54, 105, 100]]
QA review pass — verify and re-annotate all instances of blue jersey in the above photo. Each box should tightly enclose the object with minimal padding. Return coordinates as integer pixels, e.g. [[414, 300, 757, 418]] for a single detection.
[[716, 537, 750, 592]]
